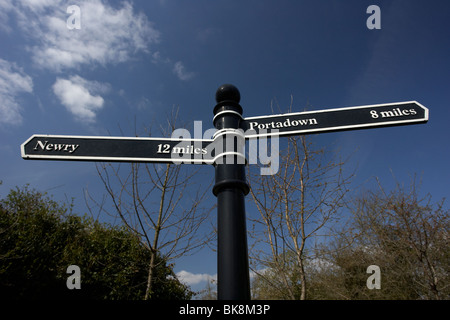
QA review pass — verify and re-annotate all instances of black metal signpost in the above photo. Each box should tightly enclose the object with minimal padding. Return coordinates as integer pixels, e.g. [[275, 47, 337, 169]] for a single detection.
[[22, 135, 215, 164], [213, 85, 250, 300], [21, 84, 429, 300], [242, 100, 428, 138]]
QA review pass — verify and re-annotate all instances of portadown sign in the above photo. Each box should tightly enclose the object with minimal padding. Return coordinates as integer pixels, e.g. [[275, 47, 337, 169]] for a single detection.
[[242, 101, 428, 138]]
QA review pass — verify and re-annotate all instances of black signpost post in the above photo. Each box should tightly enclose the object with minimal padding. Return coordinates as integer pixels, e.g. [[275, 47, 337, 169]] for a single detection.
[[21, 84, 429, 301], [213, 85, 250, 300]]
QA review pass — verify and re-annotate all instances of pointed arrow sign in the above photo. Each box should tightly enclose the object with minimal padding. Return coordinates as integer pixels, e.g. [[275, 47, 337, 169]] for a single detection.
[[241, 101, 428, 138], [21, 135, 215, 164]]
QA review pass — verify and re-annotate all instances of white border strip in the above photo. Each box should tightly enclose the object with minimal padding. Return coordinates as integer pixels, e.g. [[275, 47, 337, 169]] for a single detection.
[[212, 151, 246, 165], [213, 110, 243, 123], [213, 128, 245, 140]]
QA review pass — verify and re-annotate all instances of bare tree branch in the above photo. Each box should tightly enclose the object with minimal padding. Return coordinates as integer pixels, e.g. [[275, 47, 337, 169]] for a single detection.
[[85, 107, 215, 299], [248, 134, 355, 300]]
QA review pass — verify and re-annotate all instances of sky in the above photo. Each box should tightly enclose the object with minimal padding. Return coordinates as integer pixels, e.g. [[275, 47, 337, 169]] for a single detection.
[[1, 0, 449, 295]]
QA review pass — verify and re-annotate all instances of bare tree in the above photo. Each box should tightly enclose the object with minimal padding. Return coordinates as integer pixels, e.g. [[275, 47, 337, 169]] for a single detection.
[[345, 175, 450, 299], [247, 134, 354, 299], [86, 110, 214, 299]]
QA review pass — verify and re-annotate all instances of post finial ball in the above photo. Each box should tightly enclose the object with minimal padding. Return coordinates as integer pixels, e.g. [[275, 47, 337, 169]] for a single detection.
[[215, 84, 240, 103]]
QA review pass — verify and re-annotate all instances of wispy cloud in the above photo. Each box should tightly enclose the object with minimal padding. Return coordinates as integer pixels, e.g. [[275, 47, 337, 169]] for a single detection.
[[0, 58, 33, 125], [173, 61, 195, 81], [0, 0, 195, 126], [52, 75, 110, 123], [1, 0, 194, 81], [1, 0, 160, 72]]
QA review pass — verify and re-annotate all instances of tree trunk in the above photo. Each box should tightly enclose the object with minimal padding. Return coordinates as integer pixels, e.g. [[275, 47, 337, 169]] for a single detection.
[[145, 164, 170, 300], [145, 250, 157, 299]]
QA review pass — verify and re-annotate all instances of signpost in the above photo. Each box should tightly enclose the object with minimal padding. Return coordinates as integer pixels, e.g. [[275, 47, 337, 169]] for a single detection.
[[21, 135, 215, 164], [21, 84, 429, 300], [242, 101, 428, 138]]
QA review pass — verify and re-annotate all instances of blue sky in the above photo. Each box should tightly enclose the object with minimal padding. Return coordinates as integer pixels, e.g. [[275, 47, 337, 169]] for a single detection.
[[1, 0, 449, 294]]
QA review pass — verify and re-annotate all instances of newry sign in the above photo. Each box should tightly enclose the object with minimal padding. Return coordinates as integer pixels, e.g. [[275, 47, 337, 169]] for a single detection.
[[21, 84, 429, 300], [22, 135, 215, 164]]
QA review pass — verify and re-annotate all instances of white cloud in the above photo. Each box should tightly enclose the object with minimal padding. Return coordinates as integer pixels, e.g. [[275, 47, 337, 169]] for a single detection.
[[2, 0, 160, 72], [0, 58, 33, 125], [176, 270, 216, 286], [1, 0, 195, 82], [52, 75, 110, 123], [0, 0, 14, 33], [176, 269, 261, 287], [173, 61, 195, 81]]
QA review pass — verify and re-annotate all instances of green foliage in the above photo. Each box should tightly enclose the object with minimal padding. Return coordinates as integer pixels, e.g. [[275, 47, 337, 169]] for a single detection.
[[0, 185, 192, 299]]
